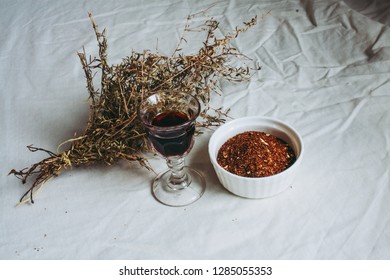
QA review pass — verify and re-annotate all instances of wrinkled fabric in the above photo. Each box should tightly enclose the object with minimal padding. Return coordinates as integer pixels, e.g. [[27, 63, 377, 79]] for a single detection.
[[1, 0, 390, 259]]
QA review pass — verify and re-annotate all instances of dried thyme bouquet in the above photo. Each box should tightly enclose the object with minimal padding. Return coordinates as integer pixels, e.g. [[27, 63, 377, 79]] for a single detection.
[[9, 12, 258, 204]]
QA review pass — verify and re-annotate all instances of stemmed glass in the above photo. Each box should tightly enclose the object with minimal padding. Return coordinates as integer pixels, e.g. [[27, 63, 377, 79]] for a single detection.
[[138, 91, 206, 206]]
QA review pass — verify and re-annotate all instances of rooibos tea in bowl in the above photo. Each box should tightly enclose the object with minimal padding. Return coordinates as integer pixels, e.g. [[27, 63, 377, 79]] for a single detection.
[[208, 116, 304, 198]]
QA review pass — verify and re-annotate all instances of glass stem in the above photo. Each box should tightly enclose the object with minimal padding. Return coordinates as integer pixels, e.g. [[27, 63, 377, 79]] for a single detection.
[[166, 157, 190, 190]]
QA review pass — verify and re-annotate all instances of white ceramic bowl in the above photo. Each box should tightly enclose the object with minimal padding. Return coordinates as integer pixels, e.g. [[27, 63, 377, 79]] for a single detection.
[[208, 116, 304, 198]]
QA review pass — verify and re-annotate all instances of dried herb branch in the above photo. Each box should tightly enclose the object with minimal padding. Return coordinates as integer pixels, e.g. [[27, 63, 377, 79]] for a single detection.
[[9, 12, 257, 203]]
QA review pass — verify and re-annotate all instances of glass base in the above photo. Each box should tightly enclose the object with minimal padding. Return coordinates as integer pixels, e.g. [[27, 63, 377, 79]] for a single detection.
[[152, 167, 206, 207]]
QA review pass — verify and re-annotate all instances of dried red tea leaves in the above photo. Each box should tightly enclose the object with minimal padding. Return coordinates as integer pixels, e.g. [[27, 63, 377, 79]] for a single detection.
[[217, 131, 296, 177]]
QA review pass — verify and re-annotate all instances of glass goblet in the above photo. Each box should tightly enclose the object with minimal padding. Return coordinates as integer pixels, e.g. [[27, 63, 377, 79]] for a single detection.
[[138, 91, 206, 207]]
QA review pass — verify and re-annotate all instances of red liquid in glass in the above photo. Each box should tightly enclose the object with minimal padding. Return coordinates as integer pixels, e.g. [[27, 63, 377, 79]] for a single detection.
[[149, 111, 195, 157], [152, 111, 189, 127]]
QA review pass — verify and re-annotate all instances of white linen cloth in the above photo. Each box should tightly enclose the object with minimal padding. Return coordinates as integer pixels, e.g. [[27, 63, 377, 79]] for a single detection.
[[1, 0, 390, 259]]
